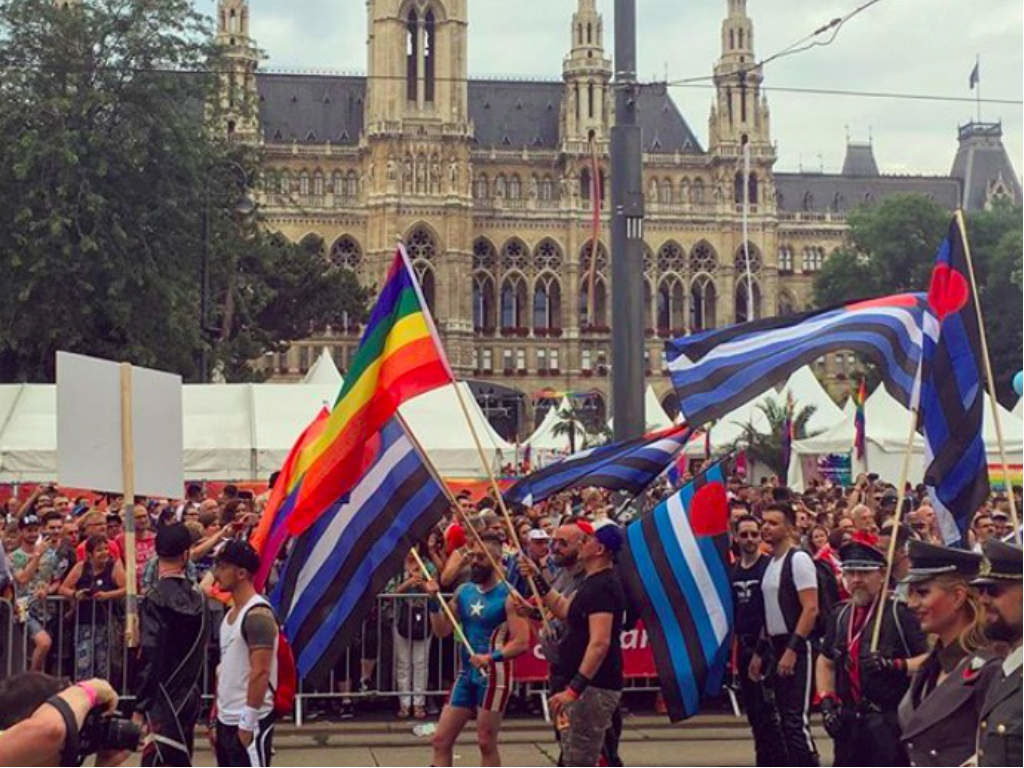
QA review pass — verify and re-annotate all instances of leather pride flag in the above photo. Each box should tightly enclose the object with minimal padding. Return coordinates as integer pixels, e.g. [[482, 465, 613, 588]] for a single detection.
[[920, 215, 989, 545]]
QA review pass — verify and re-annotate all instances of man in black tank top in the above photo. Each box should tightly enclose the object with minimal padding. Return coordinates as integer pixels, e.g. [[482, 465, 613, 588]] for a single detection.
[[135, 523, 211, 766]]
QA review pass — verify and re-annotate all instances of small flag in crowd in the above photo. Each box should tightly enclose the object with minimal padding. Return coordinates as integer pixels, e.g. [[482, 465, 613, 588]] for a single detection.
[[619, 461, 733, 722], [666, 292, 928, 426], [504, 424, 691, 507], [271, 416, 449, 681], [920, 215, 989, 545], [285, 244, 455, 535], [853, 378, 867, 461], [249, 407, 329, 590]]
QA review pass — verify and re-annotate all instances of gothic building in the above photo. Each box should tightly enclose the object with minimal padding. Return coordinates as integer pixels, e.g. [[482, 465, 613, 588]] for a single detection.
[[218, 0, 1021, 437]]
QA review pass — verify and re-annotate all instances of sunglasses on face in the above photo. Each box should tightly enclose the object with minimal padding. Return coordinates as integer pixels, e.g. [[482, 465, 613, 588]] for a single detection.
[[736, 531, 760, 539]]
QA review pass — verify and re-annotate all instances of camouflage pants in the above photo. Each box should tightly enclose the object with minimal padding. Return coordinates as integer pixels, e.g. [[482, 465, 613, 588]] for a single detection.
[[561, 686, 622, 766]]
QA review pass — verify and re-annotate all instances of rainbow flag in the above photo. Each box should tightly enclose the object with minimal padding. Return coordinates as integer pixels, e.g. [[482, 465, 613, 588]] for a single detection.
[[285, 245, 455, 535], [251, 406, 329, 590], [853, 378, 867, 461]]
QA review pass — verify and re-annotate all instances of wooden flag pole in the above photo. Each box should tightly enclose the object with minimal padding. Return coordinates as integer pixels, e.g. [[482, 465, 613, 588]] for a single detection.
[[395, 412, 524, 600], [870, 404, 918, 652], [450, 382, 553, 632], [954, 209, 1020, 534], [119, 363, 139, 648], [409, 547, 478, 662]]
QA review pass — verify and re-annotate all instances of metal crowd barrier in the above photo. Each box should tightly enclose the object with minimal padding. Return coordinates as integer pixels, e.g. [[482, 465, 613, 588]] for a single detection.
[[0, 593, 616, 725]]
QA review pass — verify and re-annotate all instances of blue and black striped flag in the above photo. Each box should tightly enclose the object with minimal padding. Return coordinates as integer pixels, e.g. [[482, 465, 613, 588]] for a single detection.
[[503, 424, 691, 507], [619, 460, 733, 722], [666, 293, 928, 426], [920, 215, 989, 545], [271, 416, 449, 682]]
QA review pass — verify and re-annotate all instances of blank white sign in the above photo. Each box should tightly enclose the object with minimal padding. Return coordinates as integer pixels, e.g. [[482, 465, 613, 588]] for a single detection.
[[57, 352, 183, 499]]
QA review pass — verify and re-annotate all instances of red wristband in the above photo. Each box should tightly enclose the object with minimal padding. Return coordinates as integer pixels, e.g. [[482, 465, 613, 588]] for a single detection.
[[76, 681, 98, 709], [563, 688, 579, 702]]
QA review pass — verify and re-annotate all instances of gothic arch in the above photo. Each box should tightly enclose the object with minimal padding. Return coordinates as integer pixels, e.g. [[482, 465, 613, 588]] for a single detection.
[[500, 271, 528, 329], [472, 237, 497, 271], [494, 173, 507, 199], [473, 271, 496, 331], [656, 240, 686, 275], [474, 172, 489, 199], [404, 222, 442, 261], [660, 177, 673, 204], [733, 242, 762, 273], [689, 240, 718, 273], [532, 272, 562, 331], [532, 239, 563, 272], [397, 0, 448, 22], [579, 239, 609, 276], [578, 275, 608, 328], [734, 277, 762, 323], [329, 235, 361, 271], [690, 273, 717, 331], [500, 237, 529, 273], [657, 273, 687, 331], [412, 259, 436, 312]]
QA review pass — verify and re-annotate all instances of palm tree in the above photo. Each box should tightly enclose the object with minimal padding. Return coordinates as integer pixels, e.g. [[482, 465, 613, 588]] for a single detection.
[[551, 403, 588, 454], [733, 398, 821, 479]]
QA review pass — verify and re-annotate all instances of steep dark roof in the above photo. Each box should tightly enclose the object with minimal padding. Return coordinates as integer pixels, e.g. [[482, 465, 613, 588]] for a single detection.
[[775, 173, 961, 214], [256, 73, 365, 145], [467, 79, 563, 149], [950, 122, 1022, 210], [255, 72, 703, 154], [841, 142, 879, 176]]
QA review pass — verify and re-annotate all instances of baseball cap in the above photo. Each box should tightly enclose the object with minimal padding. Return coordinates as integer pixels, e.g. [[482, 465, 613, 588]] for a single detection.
[[527, 528, 551, 542], [18, 514, 40, 528], [215, 539, 261, 573], [593, 519, 624, 556], [155, 522, 192, 558]]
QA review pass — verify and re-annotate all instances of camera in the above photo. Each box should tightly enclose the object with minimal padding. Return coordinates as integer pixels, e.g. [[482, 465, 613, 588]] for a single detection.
[[74, 709, 141, 763]]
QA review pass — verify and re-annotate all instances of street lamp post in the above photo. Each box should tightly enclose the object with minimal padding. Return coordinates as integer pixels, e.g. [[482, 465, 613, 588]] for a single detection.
[[200, 162, 254, 383]]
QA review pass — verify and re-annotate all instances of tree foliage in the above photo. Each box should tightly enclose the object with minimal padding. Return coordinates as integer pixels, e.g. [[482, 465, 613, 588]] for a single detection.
[[733, 399, 819, 480], [0, 0, 369, 382], [813, 194, 1023, 404]]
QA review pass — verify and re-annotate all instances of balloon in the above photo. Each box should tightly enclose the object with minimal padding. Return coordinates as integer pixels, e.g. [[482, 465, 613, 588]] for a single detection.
[[1013, 371, 1023, 397]]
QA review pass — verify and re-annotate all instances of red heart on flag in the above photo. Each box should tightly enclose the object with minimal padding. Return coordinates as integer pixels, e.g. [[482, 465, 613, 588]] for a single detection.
[[927, 263, 969, 320], [690, 481, 728, 536]]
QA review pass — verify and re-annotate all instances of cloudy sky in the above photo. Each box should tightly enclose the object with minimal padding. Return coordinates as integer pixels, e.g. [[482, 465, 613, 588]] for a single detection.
[[201, 0, 1022, 176]]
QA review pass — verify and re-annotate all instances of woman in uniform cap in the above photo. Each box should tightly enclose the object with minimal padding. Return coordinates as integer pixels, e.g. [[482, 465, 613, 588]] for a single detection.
[[897, 540, 1002, 767]]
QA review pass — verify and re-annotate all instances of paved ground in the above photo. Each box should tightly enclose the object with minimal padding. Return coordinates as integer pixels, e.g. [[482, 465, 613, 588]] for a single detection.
[[118, 714, 834, 766]]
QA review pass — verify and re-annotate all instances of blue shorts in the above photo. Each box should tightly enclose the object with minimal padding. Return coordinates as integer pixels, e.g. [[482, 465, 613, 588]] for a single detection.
[[448, 662, 512, 713]]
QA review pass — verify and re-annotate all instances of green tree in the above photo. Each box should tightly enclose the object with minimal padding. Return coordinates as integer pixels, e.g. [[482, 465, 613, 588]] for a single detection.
[[551, 403, 588, 454], [0, 0, 368, 382], [732, 399, 819, 479], [813, 194, 1023, 405]]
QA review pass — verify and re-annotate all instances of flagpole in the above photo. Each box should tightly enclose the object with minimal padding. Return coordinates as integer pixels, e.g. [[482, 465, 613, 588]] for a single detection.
[[954, 209, 1020, 533], [586, 133, 601, 328], [394, 411, 523, 600], [975, 54, 981, 123], [741, 140, 754, 321], [870, 409, 918, 652], [408, 547, 479, 662]]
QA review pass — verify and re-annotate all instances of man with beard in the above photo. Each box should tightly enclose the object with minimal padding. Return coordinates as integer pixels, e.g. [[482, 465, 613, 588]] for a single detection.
[[135, 523, 211, 766], [972, 538, 1022, 767], [815, 534, 928, 765], [730, 514, 784, 765], [426, 533, 529, 767]]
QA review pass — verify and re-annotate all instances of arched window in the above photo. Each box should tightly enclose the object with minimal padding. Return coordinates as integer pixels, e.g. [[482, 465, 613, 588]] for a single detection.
[[738, 28, 744, 47], [312, 171, 324, 197], [580, 167, 591, 201], [500, 274, 528, 328], [657, 275, 686, 331], [332, 171, 344, 196], [507, 174, 521, 200], [413, 261, 435, 312], [656, 241, 685, 274], [778, 246, 794, 272], [588, 82, 594, 118], [416, 154, 427, 194], [577, 24, 583, 44], [749, 173, 758, 204], [734, 172, 744, 203], [474, 173, 489, 199], [587, 22, 592, 44], [406, 10, 418, 102], [533, 239, 562, 272], [578, 277, 607, 328], [579, 239, 608, 277], [733, 243, 762, 274], [346, 170, 358, 198], [472, 237, 497, 271], [330, 235, 362, 271], [729, 29, 735, 49], [734, 279, 761, 323], [689, 241, 718, 273], [473, 273, 495, 331], [539, 175, 554, 200], [406, 225, 438, 262], [298, 171, 310, 196], [494, 173, 507, 198], [533, 273, 562, 330], [424, 10, 435, 102], [659, 178, 673, 204], [690, 275, 717, 331], [500, 238, 528, 272], [692, 178, 705, 204]]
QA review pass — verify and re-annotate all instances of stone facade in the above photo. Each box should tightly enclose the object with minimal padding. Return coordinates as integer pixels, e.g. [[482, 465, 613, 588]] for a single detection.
[[218, 0, 1021, 438]]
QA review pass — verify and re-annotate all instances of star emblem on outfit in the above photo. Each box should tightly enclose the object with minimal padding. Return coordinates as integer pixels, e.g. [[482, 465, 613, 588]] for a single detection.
[[469, 600, 484, 617]]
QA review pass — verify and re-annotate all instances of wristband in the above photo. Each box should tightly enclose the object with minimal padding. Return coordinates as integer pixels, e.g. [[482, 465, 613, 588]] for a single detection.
[[785, 634, 805, 652], [817, 691, 839, 704], [490, 649, 505, 663], [532, 576, 551, 598], [239, 705, 260, 732], [76, 681, 99, 709], [568, 672, 591, 697], [563, 687, 580, 702]]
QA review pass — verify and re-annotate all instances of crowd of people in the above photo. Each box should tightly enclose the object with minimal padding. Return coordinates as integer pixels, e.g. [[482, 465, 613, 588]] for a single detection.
[[0, 468, 1020, 768]]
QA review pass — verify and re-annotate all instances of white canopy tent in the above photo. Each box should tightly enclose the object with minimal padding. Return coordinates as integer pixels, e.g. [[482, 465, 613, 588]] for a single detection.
[[301, 347, 343, 389], [0, 378, 514, 484]]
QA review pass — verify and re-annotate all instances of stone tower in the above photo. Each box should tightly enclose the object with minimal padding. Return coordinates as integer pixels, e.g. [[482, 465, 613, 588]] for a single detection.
[[561, 0, 612, 153], [215, 0, 259, 140], [709, 0, 771, 153]]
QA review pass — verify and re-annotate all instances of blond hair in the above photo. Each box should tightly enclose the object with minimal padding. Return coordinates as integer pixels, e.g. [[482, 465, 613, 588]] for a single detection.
[[932, 573, 988, 653]]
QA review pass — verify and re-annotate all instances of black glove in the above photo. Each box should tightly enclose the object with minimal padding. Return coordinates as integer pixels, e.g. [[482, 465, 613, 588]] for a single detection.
[[863, 652, 906, 676], [820, 695, 843, 739]]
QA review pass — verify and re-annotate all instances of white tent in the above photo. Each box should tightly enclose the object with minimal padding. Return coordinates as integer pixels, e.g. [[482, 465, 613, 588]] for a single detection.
[[780, 366, 845, 436], [0, 379, 512, 483], [521, 397, 577, 467], [301, 347, 343, 389]]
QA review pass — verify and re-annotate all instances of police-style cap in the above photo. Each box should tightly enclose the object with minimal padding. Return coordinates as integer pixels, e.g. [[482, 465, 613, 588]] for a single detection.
[[839, 538, 886, 571], [901, 539, 983, 584], [156, 522, 192, 558], [971, 539, 1023, 585]]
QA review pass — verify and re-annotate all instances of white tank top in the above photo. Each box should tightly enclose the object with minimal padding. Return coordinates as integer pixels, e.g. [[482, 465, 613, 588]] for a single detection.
[[216, 593, 278, 724]]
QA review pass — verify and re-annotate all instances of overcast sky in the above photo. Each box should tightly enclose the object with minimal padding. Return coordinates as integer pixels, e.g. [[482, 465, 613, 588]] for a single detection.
[[203, 0, 1023, 176]]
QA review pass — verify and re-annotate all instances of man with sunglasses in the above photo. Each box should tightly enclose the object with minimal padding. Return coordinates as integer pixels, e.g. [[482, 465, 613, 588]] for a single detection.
[[972, 538, 1022, 767], [730, 514, 784, 765]]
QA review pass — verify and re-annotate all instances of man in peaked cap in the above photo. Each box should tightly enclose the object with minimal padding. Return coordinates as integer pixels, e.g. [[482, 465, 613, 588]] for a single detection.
[[816, 532, 929, 766], [973, 538, 1022, 767]]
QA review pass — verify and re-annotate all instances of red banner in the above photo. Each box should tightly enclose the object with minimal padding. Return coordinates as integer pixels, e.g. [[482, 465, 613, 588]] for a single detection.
[[512, 621, 658, 682]]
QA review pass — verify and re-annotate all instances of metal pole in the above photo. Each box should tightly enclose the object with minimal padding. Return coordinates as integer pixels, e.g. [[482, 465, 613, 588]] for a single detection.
[[611, 0, 645, 441], [742, 140, 754, 321], [200, 183, 210, 383]]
